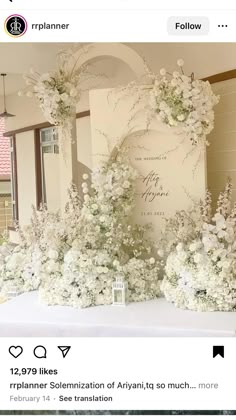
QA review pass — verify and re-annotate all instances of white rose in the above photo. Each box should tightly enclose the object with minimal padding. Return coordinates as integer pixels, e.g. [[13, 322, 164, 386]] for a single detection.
[[176, 243, 183, 252], [83, 174, 89, 180], [177, 114, 186, 122], [149, 258, 155, 264], [116, 187, 124, 196], [193, 253, 202, 264], [123, 181, 130, 189]]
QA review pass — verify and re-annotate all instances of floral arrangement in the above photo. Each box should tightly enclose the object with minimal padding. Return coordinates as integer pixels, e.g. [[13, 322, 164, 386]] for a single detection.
[[161, 180, 236, 311], [0, 155, 161, 308], [39, 155, 161, 308], [0, 186, 82, 298], [114, 59, 219, 147], [19, 47, 97, 147]]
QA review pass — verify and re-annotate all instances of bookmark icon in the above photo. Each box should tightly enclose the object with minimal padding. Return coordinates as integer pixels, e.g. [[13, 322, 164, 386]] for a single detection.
[[58, 346, 71, 358], [213, 346, 224, 358]]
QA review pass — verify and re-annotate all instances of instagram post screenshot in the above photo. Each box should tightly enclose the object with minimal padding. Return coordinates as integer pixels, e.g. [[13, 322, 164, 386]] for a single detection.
[[0, 0, 236, 418]]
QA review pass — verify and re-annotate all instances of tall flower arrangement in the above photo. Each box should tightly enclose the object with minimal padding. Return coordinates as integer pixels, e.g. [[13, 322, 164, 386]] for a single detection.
[[161, 180, 236, 311], [0, 155, 161, 308], [40, 154, 161, 308]]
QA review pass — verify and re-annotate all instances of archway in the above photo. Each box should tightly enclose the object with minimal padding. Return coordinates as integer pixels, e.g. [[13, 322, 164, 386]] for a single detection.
[[67, 43, 148, 80]]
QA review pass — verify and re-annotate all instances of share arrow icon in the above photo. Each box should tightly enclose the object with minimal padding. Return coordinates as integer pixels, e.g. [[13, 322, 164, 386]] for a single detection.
[[58, 346, 71, 358]]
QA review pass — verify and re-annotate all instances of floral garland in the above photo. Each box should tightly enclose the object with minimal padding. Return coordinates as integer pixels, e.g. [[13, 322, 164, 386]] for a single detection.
[[114, 59, 219, 147], [161, 180, 236, 311]]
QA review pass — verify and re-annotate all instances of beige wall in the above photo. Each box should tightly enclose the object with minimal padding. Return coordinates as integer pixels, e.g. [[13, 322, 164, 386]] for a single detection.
[[76, 115, 92, 169], [16, 131, 37, 226], [129, 43, 236, 79], [207, 78, 236, 207]]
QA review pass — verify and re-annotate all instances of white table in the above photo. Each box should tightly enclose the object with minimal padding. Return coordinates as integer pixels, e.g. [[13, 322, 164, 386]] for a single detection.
[[0, 291, 236, 337]]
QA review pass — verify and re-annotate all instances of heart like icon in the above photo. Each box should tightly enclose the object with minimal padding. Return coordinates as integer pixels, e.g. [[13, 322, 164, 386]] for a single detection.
[[9, 346, 23, 358]]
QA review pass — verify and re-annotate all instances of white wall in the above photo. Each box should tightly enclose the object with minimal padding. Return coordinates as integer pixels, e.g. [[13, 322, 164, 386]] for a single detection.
[[16, 131, 37, 226]]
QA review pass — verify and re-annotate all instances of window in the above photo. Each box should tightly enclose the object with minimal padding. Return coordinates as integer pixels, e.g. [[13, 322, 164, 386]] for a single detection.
[[40, 127, 59, 205]]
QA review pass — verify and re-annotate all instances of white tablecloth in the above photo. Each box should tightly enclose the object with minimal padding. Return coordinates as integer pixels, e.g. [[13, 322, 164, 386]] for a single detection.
[[0, 291, 236, 337]]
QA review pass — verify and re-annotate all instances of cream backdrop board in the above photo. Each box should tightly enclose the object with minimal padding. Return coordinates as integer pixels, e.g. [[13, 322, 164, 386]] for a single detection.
[[89, 88, 207, 238]]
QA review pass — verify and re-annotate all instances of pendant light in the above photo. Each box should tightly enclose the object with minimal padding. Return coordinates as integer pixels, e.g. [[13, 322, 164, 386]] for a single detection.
[[0, 73, 15, 118]]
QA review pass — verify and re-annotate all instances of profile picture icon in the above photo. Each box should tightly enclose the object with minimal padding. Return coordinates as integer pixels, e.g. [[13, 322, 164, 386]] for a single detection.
[[5, 14, 28, 37]]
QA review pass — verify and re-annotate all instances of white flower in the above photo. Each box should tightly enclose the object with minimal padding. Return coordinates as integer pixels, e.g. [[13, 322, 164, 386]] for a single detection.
[[177, 114, 186, 122], [123, 181, 130, 189], [177, 59, 184, 67], [83, 174, 89, 180], [160, 68, 166, 76], [157, 249, 164, 258], [149, 258, 155, 264], [83, 194, 89, 202], [193, 253, 203, 264], [162, 181, 236, 312], [176, 243, 183, 252], [48, 250, 59, 260], [70, 87, 77, 97]]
